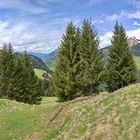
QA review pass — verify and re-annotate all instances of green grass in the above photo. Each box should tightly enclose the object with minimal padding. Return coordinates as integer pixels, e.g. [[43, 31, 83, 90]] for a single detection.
[[0, 97, 61, 140], [1, 84, 140, 140], [44, 84, 140, 140], [134, 56, 140, 70], [34, 68, 46, 79]]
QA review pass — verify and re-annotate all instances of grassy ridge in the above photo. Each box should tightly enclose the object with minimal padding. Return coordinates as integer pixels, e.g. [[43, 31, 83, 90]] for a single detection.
[[44, 84, 140, 140], [34, 68, 46, 79], [134, 56, 140, 70], [1, 84, 140, 140]]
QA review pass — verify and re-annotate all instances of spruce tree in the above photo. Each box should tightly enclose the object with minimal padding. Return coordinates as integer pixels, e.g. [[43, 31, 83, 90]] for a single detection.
[[53, 22, 80, 101], [11, 56, 25, 100], [0, 44, 15, 98], [0, 46, 42, 104], [22, 52, 42, 104], [107, 22, 137, 92], [77, 20, 104, 95]]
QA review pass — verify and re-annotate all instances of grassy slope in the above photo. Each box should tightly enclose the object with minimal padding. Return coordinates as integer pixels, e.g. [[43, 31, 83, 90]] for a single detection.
[[0, 97, 61, 140], [1, 84, 140, 140], [34, 68, 46, 79], [134, 56, 140, 70]]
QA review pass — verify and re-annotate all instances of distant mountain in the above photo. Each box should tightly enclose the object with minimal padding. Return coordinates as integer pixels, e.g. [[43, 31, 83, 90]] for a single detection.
[[101, 37, 140, 56], [44, 49, 58, 70], [131, 44, 140, 56], [15, 52, 52, 74], [127, 37, 140, 47], [28, 52, 47, 61], [44, 37, 140, 71]]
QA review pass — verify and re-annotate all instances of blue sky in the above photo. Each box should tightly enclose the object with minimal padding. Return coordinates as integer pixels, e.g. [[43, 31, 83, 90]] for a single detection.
[[0, 0, 140, 53]]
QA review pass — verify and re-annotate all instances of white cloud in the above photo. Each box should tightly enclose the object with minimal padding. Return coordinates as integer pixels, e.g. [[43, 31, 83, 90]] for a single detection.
[[106, 14, 119, 21], [100, 28, 140, 47], [127, 28, 140, 39], [126, 11, 140, 19], [0, 0, 48, 14], [100, 32, 113, 47], [106, 11, 140, 21], [0, 20, 64, 53], [0, 21, 8, 33], [90, 0, 101, 5], [105, 11, 125, 21], [127, 0, 140, 9], [133, 21, 140, 26]]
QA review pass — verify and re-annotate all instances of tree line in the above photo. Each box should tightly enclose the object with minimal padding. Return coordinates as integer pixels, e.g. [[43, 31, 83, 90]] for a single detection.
[[0, 44, 43, 104], [0, 20, 137, 104], [53, 20, 137, 101]]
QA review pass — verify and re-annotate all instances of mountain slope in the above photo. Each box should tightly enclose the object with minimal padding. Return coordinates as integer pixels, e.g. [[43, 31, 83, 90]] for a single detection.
[[44, 50, 57, 70], [34, 68, 47, 79], [1, 84, 140, 140], [29, 52, 47, 60], [134, 56, 140, 70], [44, 37, 140, 70], [131, 44, 140, 56], [15, 53, 52, 73], [127, 37, 140, 47]]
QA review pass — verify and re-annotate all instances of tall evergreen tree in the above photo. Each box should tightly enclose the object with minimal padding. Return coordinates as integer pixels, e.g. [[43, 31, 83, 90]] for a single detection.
[[11, 56, 25, 100], [0, 45, 42, 104], [77, 20, 104, 95], [53, 22, 80, 101], [0, 44, 15, 98], [107, 22, 137, 92], [22, 52, 42, 104]]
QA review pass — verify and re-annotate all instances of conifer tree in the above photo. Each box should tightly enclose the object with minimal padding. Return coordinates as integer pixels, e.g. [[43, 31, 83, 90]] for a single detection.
[[77, 20, 104, 95], [0, 44, 15, 98], [53, 22, 80, 101], [0, 45, 42, 104], [107, 22, 137, 92], [22, 52, 42, 104], [11, 56, 25, 100]]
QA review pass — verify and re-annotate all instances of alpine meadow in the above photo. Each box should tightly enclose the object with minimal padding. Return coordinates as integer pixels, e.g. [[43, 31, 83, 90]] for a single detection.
[[0, 0, 140, 140]]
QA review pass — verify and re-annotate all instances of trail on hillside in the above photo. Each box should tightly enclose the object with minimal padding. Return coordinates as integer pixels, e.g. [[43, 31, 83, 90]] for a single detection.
[[24, 96, 92, 140], [23, 84, 140, 140]]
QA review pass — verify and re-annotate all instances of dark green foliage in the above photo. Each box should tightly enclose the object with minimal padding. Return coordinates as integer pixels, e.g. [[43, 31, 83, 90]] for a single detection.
[[15, 52, 51, 73], [42, 78, 53, 96], [0, 46, 42, 104], [53, 20, 104, 101], [10, 56, 24, 100], [17, 52, 42, 104], [53, 22, 80, 101], [107, 22, 137, 92], [0, 44, 15, 98], [77, 20, 104, 95]]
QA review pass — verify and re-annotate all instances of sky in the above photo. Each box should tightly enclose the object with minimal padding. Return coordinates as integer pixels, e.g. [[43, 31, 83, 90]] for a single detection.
[[0, 0, 140, 53]]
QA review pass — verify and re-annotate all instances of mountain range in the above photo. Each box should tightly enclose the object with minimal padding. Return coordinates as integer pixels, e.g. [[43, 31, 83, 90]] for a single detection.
[[101, 37, 140, 57], [41, 37, 140, 70], [15, 52, 52, 74], [23, 37, 140, 72]]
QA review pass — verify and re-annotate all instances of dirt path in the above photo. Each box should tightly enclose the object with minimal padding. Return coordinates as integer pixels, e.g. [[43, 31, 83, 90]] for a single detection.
[[24, 96, 92, 140]]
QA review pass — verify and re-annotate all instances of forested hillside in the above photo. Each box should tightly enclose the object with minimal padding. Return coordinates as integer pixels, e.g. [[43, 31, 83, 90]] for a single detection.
[[15, 52, 51, 73]]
